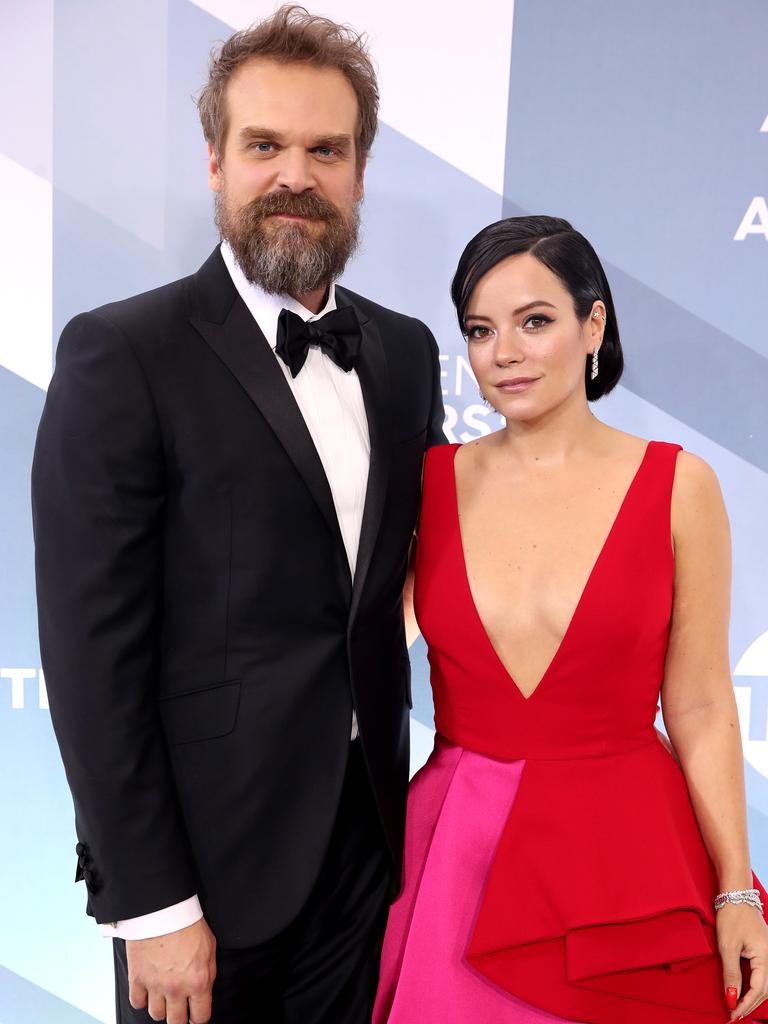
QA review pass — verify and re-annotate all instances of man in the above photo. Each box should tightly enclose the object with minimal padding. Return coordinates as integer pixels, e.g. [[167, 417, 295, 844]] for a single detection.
[[32, 7, 445, 1023]]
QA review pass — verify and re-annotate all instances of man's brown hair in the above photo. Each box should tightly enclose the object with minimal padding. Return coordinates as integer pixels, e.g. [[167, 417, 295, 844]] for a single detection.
[[197, 4, 379, 170]]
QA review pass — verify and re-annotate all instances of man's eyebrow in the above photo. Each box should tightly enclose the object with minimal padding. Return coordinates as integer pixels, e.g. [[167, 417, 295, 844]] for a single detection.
[[312, 133, 354, 149], [464, 300, 558, 321], [238, 126, 283, 143], [236, 126, 353, 149]]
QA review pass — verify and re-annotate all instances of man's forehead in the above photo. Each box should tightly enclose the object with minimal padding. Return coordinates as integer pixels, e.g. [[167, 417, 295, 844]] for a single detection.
[[228, 58, 357, 105], [219, 60, 360, 160]]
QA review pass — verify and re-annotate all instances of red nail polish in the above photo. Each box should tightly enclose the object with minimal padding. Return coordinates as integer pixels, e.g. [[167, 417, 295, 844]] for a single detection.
[[726, 987, 739, 1010]]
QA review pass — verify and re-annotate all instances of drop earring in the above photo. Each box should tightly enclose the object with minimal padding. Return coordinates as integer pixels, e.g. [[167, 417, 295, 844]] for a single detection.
[[590, 310, 605, 381]]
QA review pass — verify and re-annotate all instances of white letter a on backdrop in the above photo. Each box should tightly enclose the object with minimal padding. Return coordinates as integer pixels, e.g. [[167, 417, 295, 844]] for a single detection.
[[734, 197, 768, 240]]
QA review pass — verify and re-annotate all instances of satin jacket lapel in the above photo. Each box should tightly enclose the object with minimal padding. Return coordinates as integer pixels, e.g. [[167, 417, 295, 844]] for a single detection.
[[338, 289, 392, 620], [189, 249, 351, 588]]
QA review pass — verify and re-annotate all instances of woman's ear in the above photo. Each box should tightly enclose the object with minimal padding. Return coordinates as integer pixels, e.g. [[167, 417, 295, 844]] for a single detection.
[[588, 302, 607, 352]]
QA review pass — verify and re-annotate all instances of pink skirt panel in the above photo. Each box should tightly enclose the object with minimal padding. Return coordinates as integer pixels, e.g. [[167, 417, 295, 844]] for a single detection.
[[373, 737, 575, 1023]]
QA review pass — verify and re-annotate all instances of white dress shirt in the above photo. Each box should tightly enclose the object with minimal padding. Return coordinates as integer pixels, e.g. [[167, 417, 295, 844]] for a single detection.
[[100, 243, 370, 939]]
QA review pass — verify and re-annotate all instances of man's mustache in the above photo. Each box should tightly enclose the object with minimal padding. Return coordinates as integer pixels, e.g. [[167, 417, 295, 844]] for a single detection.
[[240, 191, 343, 224]]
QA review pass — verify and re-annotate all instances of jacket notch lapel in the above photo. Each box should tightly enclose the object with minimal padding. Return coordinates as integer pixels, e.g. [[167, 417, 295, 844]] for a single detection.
[[190, 255, 351, 592]]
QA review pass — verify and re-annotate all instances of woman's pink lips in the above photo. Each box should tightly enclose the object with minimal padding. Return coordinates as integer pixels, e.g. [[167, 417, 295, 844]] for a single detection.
[[495, 377, 539, 392]]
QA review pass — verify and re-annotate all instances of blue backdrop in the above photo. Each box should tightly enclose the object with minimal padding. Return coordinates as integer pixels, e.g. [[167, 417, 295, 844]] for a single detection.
[[1, 2, 766, 1020]]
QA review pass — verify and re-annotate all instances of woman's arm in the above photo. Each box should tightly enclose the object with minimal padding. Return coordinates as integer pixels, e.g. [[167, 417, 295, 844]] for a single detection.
[[661, 450, 767, 1020]]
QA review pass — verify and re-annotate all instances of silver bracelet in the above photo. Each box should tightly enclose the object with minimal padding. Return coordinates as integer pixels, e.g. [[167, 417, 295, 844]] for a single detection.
[[714, 888, 764, 913]]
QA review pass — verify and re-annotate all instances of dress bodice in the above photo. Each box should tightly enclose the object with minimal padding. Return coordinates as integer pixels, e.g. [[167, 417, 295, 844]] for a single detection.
[[415, 441, 679, 761]]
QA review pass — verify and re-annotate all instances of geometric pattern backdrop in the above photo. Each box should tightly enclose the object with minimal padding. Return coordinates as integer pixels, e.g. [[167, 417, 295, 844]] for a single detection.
[[1, 1, 766, 1020]]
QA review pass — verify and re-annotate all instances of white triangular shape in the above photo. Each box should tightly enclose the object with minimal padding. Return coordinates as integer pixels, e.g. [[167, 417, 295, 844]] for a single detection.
[[0, 153, 53, 391], [189, 0, 515, 194]]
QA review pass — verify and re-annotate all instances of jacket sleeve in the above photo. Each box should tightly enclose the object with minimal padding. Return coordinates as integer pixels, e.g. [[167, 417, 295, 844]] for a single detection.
[[421, 323, 448, 448], [32, 311, 198, 924]]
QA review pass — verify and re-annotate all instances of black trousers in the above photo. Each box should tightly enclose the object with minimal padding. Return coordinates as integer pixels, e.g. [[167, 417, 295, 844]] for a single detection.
[[114, 740, 394, 1023]]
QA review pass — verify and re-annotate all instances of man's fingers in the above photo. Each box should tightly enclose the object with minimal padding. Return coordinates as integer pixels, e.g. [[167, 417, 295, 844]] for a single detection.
[[165, 994, 192, 1024], [187, 956, 215, 1024], [128, 980, 148, 1011], [146, 992, 167, 1022], [188, 990, 214, 1024]]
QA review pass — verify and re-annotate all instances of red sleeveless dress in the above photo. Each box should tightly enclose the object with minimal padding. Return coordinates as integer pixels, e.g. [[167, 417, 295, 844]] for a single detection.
[[373, 441, 767, 1024]]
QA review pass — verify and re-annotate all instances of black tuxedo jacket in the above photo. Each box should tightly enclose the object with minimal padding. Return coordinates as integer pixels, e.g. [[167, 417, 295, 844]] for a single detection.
[[32, 247, 445, 947]]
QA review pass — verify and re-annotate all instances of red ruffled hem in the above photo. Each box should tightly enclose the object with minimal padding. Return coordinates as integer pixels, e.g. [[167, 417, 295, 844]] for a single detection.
[[465, 742, 768, 1022], [470, 900, 768, 1023]]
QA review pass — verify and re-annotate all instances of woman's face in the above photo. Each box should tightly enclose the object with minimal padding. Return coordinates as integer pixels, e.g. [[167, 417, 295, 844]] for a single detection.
[[464, 252, 604, 423]]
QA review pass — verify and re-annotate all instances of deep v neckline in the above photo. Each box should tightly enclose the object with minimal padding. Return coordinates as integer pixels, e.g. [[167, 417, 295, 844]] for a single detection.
[[450, 441, 654, 702]]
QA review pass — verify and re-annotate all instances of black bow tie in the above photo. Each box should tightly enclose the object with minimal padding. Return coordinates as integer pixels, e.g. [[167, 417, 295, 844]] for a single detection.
[[275, 305, 362, 378]]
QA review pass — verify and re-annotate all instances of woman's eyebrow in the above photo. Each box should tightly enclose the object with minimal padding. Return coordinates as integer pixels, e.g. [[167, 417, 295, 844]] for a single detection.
[[465, 300, 557, 321]]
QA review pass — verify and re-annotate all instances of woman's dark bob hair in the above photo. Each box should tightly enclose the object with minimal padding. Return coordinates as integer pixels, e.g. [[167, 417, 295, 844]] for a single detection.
[[451, 215, 623, 401]]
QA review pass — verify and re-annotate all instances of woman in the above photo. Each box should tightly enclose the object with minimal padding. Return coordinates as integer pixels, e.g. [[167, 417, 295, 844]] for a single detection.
[[373, 216, 768, 1023]]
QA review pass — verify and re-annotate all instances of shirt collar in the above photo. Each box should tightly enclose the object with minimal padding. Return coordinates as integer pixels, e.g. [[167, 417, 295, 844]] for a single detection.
[[220, 241, 337, 351]]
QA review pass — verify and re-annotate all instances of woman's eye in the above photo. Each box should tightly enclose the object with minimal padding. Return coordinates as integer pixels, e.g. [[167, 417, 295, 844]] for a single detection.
[[522, 314, 551, 331], [466, 325, 491, 341]]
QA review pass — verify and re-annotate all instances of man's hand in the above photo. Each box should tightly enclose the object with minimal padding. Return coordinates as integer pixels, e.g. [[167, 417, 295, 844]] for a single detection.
[[127, 917, 217, 1024]]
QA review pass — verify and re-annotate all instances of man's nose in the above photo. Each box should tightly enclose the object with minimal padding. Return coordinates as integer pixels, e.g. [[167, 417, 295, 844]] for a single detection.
[[275, 148, 316, 193]]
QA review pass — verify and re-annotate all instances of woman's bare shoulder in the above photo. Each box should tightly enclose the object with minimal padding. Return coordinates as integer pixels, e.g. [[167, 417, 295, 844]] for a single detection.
[[672, 450, 723, 508], [670, 450, 729, 545]]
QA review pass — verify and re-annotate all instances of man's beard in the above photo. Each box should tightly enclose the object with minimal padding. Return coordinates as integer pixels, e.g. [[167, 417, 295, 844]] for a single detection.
[[215, 186, 361, 297]]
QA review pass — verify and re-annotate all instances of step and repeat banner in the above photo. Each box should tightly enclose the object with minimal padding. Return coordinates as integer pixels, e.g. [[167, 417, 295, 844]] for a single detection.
[[1, 1, 766, 1020]]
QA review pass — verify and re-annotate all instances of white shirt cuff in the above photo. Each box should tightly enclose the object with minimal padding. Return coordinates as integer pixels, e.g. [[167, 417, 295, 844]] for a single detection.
[[99, 895, 203, 940]]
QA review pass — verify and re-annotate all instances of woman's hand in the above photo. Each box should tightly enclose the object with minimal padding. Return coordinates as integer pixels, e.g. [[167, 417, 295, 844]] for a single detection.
[[717, 902, 768, 1020]]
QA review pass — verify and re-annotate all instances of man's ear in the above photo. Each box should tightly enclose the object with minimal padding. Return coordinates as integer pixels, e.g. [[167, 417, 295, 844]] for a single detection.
[[208, 142, 222, 193]]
